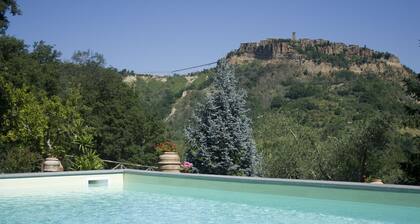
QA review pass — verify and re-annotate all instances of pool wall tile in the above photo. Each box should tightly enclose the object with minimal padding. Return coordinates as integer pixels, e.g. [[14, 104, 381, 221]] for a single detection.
[[0, 172, 123, 196]]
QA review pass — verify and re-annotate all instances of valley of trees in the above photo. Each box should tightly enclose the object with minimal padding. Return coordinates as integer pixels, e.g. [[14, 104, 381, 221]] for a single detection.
[[1, 1, 419, 185]]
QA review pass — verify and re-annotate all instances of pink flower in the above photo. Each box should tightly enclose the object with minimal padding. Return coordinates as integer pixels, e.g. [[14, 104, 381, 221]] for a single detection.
[[181, 161, 193, 169]]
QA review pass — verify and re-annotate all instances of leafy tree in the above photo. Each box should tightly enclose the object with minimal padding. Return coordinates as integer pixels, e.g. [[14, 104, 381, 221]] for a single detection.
[[399, 134, 420, 184], [285, 82, 320, 99], [42, 91, 88, 157], [352, 117, 392, 182], [185, 60, 258, 176], [0, 36, 62, 96], [0, 35, 25, 62], [254, 113, 342, 180], [0, 146, 41, 173], [71, 50, 106, 67], [404, 75, 420, 100], [0, 78, 47, 153], [66, 65, 166, 165], [31, 40, 62, 64], [336, 116, 410, 183], [0, 0, 20, 34], [0, 79, 91, 159]]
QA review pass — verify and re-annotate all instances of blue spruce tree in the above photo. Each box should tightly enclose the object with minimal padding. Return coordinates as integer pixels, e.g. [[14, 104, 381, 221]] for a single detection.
[[185, 60, 257, 176]]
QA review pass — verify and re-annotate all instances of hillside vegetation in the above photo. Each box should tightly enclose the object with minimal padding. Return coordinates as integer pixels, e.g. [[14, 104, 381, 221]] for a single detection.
[[134, 39, 420, 184], [1, 35, 419, 184]]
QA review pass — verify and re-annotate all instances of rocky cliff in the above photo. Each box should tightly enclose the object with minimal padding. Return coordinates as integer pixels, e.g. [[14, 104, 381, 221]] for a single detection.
[[227, 37, 413, 79]]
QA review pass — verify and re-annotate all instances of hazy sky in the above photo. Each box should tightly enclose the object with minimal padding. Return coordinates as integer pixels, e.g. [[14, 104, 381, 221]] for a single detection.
[[7, 0, 420, 74]]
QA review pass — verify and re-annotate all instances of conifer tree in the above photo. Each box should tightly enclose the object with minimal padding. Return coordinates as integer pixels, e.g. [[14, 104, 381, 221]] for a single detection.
[[185, 60, 257, 176]]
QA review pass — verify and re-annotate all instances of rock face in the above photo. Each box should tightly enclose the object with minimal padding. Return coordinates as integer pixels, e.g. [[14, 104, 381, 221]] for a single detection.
[[227, 38, 413, 79]]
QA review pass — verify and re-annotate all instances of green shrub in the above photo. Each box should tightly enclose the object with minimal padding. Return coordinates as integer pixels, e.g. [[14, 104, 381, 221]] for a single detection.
[[334, 70, 356, 81], [285, 82, 320, 99], [72, 148, 104, 170], [71, 131, 104, 170], [0, 147, 42, 173], [270, 96, 286, 109]]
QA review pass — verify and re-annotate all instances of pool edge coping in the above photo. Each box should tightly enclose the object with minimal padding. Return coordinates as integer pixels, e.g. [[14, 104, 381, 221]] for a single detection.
[[1, 169, 420, 193], [124, 169, 420, 193], [0, 169, 123, 179]]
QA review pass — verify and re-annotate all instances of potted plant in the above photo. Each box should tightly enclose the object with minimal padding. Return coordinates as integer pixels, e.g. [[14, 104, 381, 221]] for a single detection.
[[42, 139, 64, 172], [156, 141, 181, 173]]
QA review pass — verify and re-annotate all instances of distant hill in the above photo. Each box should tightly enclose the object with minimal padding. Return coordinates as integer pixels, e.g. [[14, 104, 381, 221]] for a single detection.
[[126, 36, 417, 129], [126, 36, 420, 183]]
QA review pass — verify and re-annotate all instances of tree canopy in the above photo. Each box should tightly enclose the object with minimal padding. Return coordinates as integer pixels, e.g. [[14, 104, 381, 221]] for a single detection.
[[0, 36, 167, 172], [0, 0, 20, 34]]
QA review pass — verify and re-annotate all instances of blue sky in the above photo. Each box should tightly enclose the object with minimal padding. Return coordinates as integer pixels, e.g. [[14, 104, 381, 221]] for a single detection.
[[7, 0, 420, 74]]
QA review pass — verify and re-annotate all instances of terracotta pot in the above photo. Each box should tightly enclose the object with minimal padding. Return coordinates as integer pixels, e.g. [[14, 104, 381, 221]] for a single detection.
[[158, 152, 180, 173], [42, 157, 64, 172]]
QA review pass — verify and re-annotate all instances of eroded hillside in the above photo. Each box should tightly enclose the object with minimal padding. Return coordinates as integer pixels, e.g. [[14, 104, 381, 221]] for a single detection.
[[227, 37, 414, 79]]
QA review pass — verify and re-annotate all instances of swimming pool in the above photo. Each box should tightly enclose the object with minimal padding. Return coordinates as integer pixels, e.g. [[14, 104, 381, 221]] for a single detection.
[[0, 170, 419, 224]]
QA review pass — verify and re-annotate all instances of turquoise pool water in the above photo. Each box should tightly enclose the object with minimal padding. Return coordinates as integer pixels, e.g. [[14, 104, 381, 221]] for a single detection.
[[1, 173, 420, 224]]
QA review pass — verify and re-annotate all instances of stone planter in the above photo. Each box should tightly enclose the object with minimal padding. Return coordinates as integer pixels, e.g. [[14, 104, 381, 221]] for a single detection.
[[158, 152, 180, 173], [42, 157, 64, 172], [369, 178, 384, 184]]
